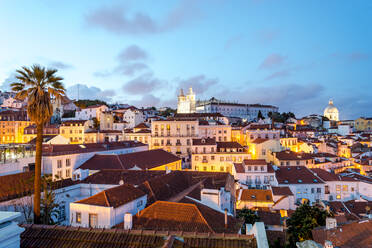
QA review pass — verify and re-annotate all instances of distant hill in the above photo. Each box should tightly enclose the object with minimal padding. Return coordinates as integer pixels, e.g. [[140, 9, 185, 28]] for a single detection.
[[74, 99, 107, 109]]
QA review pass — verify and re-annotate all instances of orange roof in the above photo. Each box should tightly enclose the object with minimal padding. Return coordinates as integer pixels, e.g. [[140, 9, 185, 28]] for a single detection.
[[130, 199, 243, 233], [237, 189, 273, 202]]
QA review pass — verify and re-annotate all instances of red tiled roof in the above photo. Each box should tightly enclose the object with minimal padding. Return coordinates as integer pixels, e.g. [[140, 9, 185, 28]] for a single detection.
[[275, 166, 324, 184], [134, 122, 148, 129], [42, 141, 145, 156], [20, 224, 257, 248], [78, 149, 180, 170], [275, 150, 313, 161], [81, 169, 165, 185], [312, 219, 372, 247], [257, 211, 282, 226], [233, 163, 245, 173], [128, 199, 243, 234], [271, 186, 293, 196], [237, 189, 273, 202], [311, 168, 356, 182], [75, 184, 146, 208], [216, 142, 243, 149], [243, 159, 267, 166]]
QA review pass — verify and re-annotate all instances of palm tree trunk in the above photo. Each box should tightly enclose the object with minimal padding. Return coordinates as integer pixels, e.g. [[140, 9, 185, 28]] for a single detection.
[[34, 123, 43, 224]]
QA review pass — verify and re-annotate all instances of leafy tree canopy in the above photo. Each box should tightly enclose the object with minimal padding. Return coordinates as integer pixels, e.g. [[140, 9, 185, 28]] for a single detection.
[[286, 202, 331, 246], [74, 99, 107, 109]]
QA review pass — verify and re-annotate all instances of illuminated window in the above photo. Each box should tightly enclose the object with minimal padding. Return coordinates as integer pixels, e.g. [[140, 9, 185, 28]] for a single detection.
[[342, 185, 348, 192], [76, 212, 81, 224], [220, 166, 224, 172], [336, 194, 341, 199]]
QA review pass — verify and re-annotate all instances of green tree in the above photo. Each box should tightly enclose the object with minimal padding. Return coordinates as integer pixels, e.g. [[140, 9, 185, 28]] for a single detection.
[[286, 202, 331, 246], [237, 208, 260, 234], [40, 176, 61, 225], [11, 64, 66, 224], [257, 110, 264, 120]]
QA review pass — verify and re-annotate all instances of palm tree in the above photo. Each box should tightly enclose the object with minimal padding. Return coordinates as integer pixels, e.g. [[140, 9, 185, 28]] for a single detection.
[[11, 64, 65, 224]]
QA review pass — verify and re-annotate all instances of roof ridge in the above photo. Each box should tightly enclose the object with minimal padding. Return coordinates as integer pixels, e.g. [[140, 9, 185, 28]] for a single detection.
[[116, 154, 125, 169], [191, 201, 217, 233], [103, 190, 110, 207]]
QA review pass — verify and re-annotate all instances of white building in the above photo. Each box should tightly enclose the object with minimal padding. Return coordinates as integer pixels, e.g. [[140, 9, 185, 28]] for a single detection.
[[323, 99, 339, 121], [196, 97, 278, 121], [123, 109, 146, 129], [177, 88, 196, 114], [70, 184, 147, 228], [275, 166, 325, 204], [233, 159, 277, 189], [76, 105, 109, 121]]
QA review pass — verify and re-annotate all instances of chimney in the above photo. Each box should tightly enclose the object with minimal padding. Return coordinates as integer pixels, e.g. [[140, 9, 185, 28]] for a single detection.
[[325, 217, 337, 230], [124, 213, 133, 230], [224, 209, 228, 229]]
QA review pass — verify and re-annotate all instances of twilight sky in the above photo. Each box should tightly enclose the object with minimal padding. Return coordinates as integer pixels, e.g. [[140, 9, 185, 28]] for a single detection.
[[0, 0, 371, 119]]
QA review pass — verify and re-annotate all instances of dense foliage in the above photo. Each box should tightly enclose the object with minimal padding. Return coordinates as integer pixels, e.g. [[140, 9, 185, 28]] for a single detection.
[[236, 208, 260, 234], [74, 99, 107, 108], [268, 112, 296, 123], [286, 203, 331, 246]]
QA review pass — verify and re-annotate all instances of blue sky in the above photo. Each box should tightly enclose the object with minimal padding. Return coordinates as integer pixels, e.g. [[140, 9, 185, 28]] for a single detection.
[[0, 0, 371, 119]]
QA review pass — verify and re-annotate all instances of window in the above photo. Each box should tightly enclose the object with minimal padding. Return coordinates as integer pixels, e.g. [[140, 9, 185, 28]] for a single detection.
[[220, 157, 224, 162], [342, 185, 348, 192], [261, 166, 264, 171], [203, 166, 207, 171], [211, 166, 215, 171], [137, 200, 143, 208], [247, 166, 251, 171], [220, 166, 224, 172], [211, 156, 215, 160], [317, 188, 321, 193], [311, 188, 315, 193], [56, 170, 62, 179], [254, 166, 258, 171], [57, 160, 62, 168], [66, 169, 71, 178], [66, 159, 71, 167], [286, 161, 290, 166], [89, 213, 98, 228], [296, 161, 300, 165], [336, 185, 341, 191], [76, 212, 81, 223], [58, 205, 66, 222], [262, 149, 266, 156], [195, 156, 199, 161]]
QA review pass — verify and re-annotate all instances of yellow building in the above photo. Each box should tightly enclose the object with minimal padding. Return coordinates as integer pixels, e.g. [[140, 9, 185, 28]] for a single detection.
[[248, 138, 282, 161], [355, 117, 372, 132], [60, 120, 91, 144], [0, 111, 33, 144], [280, 137, 299, 152], [191, 139, 250, 174]]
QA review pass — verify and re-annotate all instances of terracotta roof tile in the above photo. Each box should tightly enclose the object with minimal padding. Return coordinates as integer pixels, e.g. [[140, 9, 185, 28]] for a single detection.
[[128, 199, 243, 234], [275, 150, 313, 161], [312, 219, 372, 247], [237, 189, 273, 202], [275, 166, 325, 184], [271, 186, 293, 196], [76, 184, 146, 208], [78, 149, 180, 170]]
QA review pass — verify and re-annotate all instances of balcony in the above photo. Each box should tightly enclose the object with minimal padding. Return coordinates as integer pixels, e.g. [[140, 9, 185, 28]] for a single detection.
[[166, 142, 172, 146], [153, 143, 160, 146], [176, 142, 182, 146], [202, 159, 208, 163]]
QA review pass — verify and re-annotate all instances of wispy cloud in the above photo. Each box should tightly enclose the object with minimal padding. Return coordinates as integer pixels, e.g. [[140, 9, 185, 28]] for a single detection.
[[224, 34, 244, 50], [259, 53, 287, 70], [49, 61, 74, 70], [85, 0, 202, 35], [122, 73, 166, 95], [67, 84, 116, 102]]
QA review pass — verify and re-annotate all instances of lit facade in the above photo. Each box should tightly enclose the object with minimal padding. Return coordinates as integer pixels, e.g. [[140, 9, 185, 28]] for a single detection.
[[0, 111, 32, 144], [177, 88, 196, 114], [323, 99, 339, 121]]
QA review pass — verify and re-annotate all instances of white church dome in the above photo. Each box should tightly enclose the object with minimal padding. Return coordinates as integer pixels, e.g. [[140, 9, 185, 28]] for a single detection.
[[323, 100, 339, 121]]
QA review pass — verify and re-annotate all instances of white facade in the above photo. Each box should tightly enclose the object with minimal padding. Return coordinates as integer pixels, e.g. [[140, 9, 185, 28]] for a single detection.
[[70, 194, 147, 228], [196, 98, 278, 121], [323, 100, 339, 121], [279, 183, 325, 204], [177, 88, 196, 114], [123, 109, 146, 129], [76, 105, 109, 121], [323, 181, 359, 201]]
